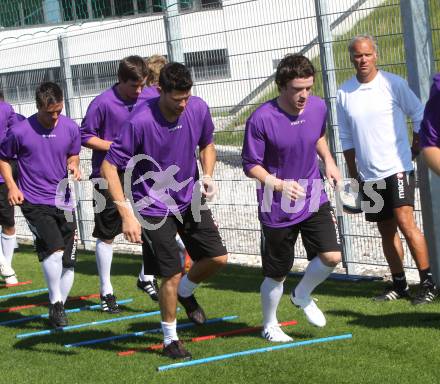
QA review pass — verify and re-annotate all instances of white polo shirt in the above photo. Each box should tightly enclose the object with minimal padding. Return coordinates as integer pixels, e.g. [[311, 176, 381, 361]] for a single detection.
[[336, 70, 423, 181]]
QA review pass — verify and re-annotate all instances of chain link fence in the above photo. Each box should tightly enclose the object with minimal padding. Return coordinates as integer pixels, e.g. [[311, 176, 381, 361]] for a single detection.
[[0, 0, 438, 275]]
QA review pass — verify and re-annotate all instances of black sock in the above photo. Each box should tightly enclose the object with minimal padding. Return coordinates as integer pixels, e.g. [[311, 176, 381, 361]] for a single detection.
[[419, 267, 434, 285], [392, 272, 408, 291]]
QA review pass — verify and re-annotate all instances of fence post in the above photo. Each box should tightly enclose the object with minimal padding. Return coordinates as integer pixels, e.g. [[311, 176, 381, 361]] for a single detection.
[[87, 0, 94, 19], [57, 34, 86, 247], [314, 0, 357, 274], [400, 1, 440, 284], [18, 2, 25, 26], [163, 0, 185, 63], [57, 35, 74, 118]]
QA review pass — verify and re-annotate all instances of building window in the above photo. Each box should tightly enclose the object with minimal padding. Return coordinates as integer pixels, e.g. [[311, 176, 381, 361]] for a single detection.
[[184, 49, 230, 81], [200, 0, 222, 9], [179, 0, 222, 12], [0, 67, 61, 103], [152, 0, 164, 13]]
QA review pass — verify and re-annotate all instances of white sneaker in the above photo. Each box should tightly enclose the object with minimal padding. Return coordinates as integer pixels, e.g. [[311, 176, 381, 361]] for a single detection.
[[5, 274, 18, 285], [0, 263, 18, 284], [290, 294, 326, 327], [261, 324, 293, 342]]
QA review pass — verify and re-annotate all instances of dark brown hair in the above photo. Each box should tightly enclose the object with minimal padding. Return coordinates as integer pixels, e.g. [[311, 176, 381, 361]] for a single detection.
[[35, 82, 63, 109], [118, 55, 149, 83], [275, 54, 315, 89], [159, 62, 193, 93]]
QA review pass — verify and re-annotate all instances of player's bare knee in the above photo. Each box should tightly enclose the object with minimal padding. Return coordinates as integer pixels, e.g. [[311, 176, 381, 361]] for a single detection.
[[270, 276, 286, 283], [162, 273, 181, 288], [396, 217, 418, 237], [2, 226, 15, 236], [212, 254, 228, 268], [320, 252, 341, 267]]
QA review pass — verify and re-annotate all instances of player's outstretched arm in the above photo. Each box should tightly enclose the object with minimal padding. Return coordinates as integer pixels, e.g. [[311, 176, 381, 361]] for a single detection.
[[101, 160, 141, 243], [422, 147, 440, 176], [67, 155, 81, 181], [199, 143, 219, 201], [316, 136, 342, 188], [83, 136, 112, 151], [0, 160, 23, 206]]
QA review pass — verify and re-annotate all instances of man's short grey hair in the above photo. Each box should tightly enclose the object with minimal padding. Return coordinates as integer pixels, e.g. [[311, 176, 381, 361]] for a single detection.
[[348, 35, 378, 58]]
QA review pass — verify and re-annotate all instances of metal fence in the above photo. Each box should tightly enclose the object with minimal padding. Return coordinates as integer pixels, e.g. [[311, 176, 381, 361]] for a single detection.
[[0, 0, 438, 274]]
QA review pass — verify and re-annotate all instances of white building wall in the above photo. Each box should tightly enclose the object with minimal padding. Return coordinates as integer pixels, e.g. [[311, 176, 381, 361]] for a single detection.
[[0, 0, 385, 112]]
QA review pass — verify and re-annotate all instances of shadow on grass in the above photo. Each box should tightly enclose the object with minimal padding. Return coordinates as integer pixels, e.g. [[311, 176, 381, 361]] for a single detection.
[[327, 309, 440, 329], [0, 302, 138, 330], [30, 248, 388, 301], [12, 318, 165, 354], [203, 264, 386, 299], [75, 252, 143, 278], [11, 319, 267, 355]]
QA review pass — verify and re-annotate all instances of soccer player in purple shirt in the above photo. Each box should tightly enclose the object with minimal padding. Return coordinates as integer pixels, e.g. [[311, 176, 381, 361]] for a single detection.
[[81, 56, 160, 312], [242, 54, 342, 342], [0, 82, 81, 328], [144, 55, 192, 271], [0, 90, 20, 285], [421, 73, 440, 176], [101, 62, 228, 359]]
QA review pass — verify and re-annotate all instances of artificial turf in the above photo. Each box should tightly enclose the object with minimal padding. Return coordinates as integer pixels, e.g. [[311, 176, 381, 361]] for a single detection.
[[1, 245, 439, 383]]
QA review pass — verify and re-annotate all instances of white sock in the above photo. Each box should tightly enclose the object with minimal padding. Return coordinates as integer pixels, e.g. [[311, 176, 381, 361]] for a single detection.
[[0, 249, 8, 265], [1, 233, 16, 267], [96, 240, 113, 296], [41, 251, 63, 304], [0, 244, 7, 266], [261, 277, 284, 328], [138, 262, 155, 282], [295, 257, 334, 300], [178, 274, 198, 298], [60, 268, 74, 303], [161, 320, 178, 346]]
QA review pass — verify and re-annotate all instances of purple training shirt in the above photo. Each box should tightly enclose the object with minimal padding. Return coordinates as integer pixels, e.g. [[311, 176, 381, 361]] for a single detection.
[[0, 114, 81, 206], [242, 96, 329, 228], [142, 85, 160, 100], [0, 101, 17, 140], [0, 101, 18, 183], [421, 73, 440, 148], [81, 85, 157, 178], [105, 96, 214, 217]]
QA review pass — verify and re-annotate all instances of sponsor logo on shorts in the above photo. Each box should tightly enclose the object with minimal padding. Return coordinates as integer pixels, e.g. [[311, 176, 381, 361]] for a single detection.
[[397, 175, 405, 199], [330, 209, 341, 245], [70, 228, 78, 261]]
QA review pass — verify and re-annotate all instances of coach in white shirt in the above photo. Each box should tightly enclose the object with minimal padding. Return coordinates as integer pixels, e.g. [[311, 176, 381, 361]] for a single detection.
[[336, 34, 437, 305]]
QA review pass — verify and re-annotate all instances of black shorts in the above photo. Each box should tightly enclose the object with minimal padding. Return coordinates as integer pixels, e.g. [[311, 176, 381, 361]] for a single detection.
[[21, 201, 78, 268], [92, 175, 124, 240], [0, 161, 19, 227], [141, 208, 228, 277], [0, 183, 14, 227], [261, 202, 341, 278], [361, 171, 415, 222]]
